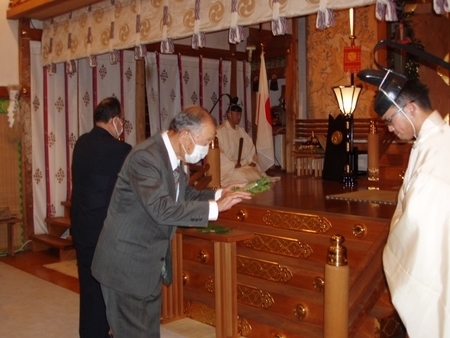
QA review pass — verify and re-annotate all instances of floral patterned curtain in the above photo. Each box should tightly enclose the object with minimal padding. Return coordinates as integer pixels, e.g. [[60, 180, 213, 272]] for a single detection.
[[30, 41, 136, 235]]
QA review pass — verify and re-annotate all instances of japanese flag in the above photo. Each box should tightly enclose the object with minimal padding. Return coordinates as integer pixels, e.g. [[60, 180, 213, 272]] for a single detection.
[[255, 51, 274, 172]]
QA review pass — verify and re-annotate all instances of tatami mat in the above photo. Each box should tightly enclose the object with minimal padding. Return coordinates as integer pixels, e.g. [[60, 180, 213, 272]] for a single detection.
[[162, 318, 216, 338]]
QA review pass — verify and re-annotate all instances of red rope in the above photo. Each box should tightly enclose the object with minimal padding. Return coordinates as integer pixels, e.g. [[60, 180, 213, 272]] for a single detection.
[[178, 53, 184, 110], [199, 55, 203, 107], [120, 50, 125, 142], [43, 66, 51, 217], [243, 61, 249, 133], [218, 58, 223, 124], [64, 70, 71, 201]]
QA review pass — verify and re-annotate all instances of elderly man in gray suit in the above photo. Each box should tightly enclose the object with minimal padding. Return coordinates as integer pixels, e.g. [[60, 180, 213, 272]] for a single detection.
[[91, 106, 251, 337]]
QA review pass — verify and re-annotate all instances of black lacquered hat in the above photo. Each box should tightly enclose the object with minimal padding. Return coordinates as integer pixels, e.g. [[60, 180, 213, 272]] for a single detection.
[[357, 69, 408, 117]]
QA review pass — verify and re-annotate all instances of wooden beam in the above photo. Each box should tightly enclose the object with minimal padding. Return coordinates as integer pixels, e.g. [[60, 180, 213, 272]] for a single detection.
[[247, 27, 292, 60], [7, 0, 104, 20], [0, 87, 8, 99], [145, 43, 248, 62], [19, 26, 42, 41]]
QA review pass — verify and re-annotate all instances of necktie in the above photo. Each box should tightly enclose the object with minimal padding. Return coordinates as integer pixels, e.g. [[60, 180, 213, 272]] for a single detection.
[[173, 167, 180, 184], [173, 167, 180, 193]]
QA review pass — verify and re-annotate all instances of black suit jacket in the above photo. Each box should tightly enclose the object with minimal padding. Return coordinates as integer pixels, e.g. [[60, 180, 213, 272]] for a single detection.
[[71, 126, 132, 249]]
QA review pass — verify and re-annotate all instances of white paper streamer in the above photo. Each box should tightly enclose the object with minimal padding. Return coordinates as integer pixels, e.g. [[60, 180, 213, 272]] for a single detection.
[[7, 86, 20, 128], [316, 0, 334, 30], [272, 1, 287, 36], [376, 0, 398, 21], [434, 0, 450, 14]]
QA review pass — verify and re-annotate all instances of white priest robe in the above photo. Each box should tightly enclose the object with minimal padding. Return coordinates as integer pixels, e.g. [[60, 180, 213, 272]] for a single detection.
[[383, 111, 450, 337], [216, 120, 265, 186]]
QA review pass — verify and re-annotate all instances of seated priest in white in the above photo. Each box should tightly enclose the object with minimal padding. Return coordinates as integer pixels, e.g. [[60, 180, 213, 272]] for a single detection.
[[216, 105, 265, 186]]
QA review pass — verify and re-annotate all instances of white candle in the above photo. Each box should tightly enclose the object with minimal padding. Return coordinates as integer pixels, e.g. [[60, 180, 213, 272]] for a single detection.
[[349, 8, 354, 37]]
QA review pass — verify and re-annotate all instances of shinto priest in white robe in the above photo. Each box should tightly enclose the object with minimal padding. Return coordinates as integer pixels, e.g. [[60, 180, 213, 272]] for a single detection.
[[383, 111, 450, 337], [216, 120, 265, 185]]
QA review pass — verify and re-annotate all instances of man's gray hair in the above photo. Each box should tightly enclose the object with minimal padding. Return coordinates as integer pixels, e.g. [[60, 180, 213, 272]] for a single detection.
[[168, 106, 217, 134]]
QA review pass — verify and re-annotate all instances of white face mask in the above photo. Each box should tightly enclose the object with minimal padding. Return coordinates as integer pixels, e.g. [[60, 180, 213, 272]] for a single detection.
[[182, 132, 209, 164], [113, 117, 124, 139]]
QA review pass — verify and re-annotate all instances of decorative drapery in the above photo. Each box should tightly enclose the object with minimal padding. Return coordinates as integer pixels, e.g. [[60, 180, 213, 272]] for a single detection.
[[40, 0, 450, 66], [42, 0, 391, 66], [30, 41, 137, 234]]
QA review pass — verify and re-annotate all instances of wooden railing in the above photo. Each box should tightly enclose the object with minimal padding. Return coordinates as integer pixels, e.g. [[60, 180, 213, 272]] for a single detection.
[[294, 118, 388, 151], [293, 117, 411, 182]]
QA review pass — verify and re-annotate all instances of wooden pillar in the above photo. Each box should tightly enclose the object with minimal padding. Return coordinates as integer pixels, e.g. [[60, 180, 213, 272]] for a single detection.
[[18, 19, 41, 243], [135, 59, 147, 144], [230, 44, 237, 99], [214, 241, 238, 338], [176, 228, 254, 338], [285, 19, 299, 174]]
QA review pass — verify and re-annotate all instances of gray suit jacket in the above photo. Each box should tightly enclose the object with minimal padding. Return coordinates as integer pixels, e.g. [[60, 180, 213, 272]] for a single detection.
[[91, 133, 215, 297]]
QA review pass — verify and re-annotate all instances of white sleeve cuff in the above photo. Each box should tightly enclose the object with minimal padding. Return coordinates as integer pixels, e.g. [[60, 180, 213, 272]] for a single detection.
[[208, 201, 219, 221]]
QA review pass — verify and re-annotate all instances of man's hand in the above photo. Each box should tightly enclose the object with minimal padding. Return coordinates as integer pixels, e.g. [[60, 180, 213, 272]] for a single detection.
[[221, 182, 246, 194], [217, 189, 251, 212]]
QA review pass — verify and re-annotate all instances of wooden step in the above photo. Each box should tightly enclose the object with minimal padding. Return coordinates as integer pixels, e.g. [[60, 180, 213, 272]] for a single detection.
[[45, 216, 72, 238], [45, 216, 71, 229], [30, 233, 74, 250], [30, 233, 76, 261], [61, 201, 72, 208], [61, 201, 71, 218]]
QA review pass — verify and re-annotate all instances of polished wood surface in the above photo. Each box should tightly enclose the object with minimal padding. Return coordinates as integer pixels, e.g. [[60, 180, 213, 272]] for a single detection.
[[238, 171, 398, 220]]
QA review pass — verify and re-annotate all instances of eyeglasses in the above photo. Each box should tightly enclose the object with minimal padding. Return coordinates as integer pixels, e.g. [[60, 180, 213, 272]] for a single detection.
[[383, 101, 414, 126], [383, 107, 403, 126]]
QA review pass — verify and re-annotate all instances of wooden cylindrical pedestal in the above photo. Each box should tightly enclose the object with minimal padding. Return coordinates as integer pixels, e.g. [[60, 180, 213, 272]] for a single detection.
[[324, 234, 349, 338]]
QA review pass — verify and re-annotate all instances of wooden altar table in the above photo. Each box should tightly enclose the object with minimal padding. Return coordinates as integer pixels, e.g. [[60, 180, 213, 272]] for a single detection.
[[178, 173, 400, 337]]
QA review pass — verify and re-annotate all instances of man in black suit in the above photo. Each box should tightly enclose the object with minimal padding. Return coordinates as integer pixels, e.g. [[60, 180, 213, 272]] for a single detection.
[[92, 106, 251, 337], [71, 97, 132, 338]]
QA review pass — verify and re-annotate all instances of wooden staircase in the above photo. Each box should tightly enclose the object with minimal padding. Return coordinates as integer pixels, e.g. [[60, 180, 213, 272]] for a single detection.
[[30, 201, 75, 261]]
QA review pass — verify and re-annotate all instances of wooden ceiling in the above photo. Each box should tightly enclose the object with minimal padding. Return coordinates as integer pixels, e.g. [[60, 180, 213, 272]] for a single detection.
[[7, 0, 104, 20]]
